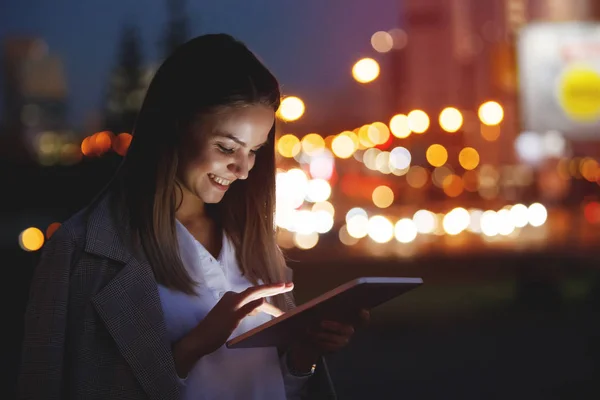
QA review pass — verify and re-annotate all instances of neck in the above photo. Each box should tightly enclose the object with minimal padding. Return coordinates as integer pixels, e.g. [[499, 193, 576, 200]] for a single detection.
[[175, 185, 206, 224]]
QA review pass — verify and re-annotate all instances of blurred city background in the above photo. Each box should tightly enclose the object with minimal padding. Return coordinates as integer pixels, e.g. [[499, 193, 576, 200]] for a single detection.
[[3, 0, 600, 398]]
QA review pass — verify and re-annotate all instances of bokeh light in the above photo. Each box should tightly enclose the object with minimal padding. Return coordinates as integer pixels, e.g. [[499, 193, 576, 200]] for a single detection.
[[395, 218, 418, 243], [367, 215, 394, 243], [19, 227, 44, 251], [278, 96, 305, 121], [389, 114, 411, 138], [352, 58, 380, 83], [371, 31, 393, 53], [478, 101, 504, 125], [426, 144, 448, 167], [372, 185, 394, 208], [458, 147, 480, 170], [407, 110, 430, 134], [439, 107, 463, 133], [331, 131, 358, 159], [277, 134, 301, 158]]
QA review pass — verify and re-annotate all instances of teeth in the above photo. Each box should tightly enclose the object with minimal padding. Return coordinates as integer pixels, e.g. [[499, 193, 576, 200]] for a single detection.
[[209, 173, 232, 186]]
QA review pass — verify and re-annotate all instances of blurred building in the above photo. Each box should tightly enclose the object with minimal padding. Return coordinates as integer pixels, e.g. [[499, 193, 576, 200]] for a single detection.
[[1, 37, 69, 162], [390, 0, 600, 168], [389, 0, 525, 168]]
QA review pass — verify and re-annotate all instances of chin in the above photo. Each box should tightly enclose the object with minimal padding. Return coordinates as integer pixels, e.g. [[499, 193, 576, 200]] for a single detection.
[[200, 192, 226, 204]]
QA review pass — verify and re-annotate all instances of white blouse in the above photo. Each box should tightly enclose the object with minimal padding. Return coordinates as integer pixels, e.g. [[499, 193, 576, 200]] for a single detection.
[[158, 220, 309, 400]]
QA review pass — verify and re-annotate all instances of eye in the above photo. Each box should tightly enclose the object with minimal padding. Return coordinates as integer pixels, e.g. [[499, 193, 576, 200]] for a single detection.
[[217, 144, 235, 154]]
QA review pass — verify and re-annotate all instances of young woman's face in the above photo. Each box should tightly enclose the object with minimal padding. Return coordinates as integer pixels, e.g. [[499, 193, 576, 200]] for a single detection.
[[177, 104, 274, 204]]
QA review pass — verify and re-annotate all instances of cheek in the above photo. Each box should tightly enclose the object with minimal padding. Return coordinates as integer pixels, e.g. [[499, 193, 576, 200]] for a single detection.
[[248, 156, 257, 171]]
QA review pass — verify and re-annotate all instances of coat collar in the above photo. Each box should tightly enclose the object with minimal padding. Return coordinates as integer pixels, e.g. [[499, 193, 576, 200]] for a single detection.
[[86, 194, 181, 400]]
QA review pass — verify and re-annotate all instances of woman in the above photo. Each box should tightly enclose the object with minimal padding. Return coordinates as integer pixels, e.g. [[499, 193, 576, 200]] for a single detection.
[[18, 34, 368, 400]]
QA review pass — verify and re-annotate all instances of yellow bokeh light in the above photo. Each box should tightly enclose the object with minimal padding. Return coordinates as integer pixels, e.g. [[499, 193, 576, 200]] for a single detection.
[[277, 134, 301, 158], [406, 166, 429, 189], [478, 101, 504, 125], [368, 122, 391, 145], [358, 125, 375, 148], [371, 31, 393, 53], [439, 107, 463, 133], [480, 123, 501, 141], [389, 114, 411, 138], [407, 110, 430, 134], [278, 96, 305, 121], [426, 144, 448, 167], [458, 147, 480, 170], [301, 133, 325, 155], [331, 132, 357, 159], [372, 185, 394, 208], [352, 58, 380, 83], [19, 227, 45, 251]]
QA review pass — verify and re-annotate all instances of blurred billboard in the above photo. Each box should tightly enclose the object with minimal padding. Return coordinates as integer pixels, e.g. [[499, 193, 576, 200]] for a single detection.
[[517, 22, 600, 140]]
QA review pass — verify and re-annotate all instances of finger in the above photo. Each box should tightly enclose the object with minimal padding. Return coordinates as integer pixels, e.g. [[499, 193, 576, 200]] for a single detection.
[[240, 282, 294, 304], [237, 298, 265, 318], [358, 309, 371, 327], [256, 302, 285, 318]]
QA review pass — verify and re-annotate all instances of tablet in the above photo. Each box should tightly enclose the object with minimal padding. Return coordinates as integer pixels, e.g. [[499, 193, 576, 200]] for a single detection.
[[226, 276, 423, 349]]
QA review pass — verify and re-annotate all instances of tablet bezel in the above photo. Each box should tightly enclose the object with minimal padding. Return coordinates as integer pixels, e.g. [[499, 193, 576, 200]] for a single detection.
[[226, 276, 423, 349]]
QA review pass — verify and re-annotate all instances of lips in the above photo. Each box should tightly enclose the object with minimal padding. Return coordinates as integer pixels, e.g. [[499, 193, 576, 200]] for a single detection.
[[208, 173, 233, 186]]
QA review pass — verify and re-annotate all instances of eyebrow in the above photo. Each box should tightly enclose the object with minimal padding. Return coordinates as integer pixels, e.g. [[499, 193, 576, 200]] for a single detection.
[[215, 132, 267, 148]]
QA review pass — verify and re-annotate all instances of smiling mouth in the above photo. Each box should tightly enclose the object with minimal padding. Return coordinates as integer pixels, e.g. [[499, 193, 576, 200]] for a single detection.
[[208, 173, 233, 186]]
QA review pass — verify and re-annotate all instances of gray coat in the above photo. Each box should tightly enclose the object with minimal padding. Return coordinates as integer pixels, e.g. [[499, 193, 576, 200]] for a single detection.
[[18, 195, 337, 399]]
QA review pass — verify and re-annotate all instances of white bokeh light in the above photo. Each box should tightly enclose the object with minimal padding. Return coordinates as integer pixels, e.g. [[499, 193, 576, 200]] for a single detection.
[[367, 215, 394, 243], [443, 207, 470, 235], [389, 147, 412, 170], [528, 203, 548, 227], [412, 209, 437, 234], [480, 210, 499, 237], [394, 218, 418, 243], [305, 179, 332, 203], [509, 204, 529, 228], [515, 131, 544, 165]]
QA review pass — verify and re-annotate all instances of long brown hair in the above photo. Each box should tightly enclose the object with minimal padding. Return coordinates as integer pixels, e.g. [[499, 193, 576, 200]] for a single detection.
[[109, 34, 290, 310]]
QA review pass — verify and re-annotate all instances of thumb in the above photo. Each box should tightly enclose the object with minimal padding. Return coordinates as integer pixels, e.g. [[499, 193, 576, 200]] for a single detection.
[[237, 298, 265, 318]]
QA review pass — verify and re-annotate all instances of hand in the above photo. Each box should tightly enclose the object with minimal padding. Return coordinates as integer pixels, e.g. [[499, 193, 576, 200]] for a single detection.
[[173, 282, 293, 377], [248, 301, 285, 318], [286, 308, 370, 373]]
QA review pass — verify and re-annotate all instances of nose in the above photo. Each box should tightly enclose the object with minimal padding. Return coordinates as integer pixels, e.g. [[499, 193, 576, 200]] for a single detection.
[[228, 154, 250, 180]]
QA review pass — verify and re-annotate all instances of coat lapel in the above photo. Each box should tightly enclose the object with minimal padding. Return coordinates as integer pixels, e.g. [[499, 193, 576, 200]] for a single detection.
[[86, 195, 180, 400]]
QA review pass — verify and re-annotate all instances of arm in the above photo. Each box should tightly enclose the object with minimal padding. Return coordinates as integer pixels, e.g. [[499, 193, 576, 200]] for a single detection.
[[17, 225, 78, 400]]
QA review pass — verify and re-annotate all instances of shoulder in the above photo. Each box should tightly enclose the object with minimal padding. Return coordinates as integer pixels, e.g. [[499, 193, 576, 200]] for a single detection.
[[45, 207, 88, 256]]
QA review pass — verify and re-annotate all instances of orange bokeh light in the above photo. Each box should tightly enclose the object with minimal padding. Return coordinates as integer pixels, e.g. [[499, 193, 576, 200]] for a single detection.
[[113, 133, 133, 156], [46, 222, 61, 239]]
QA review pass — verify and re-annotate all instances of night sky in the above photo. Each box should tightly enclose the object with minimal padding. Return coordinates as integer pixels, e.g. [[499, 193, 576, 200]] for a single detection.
[[1, 0, 400, 130]]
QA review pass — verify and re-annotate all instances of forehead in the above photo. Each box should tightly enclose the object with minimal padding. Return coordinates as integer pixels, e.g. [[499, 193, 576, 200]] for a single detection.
[[200, 105, 274, 145]]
